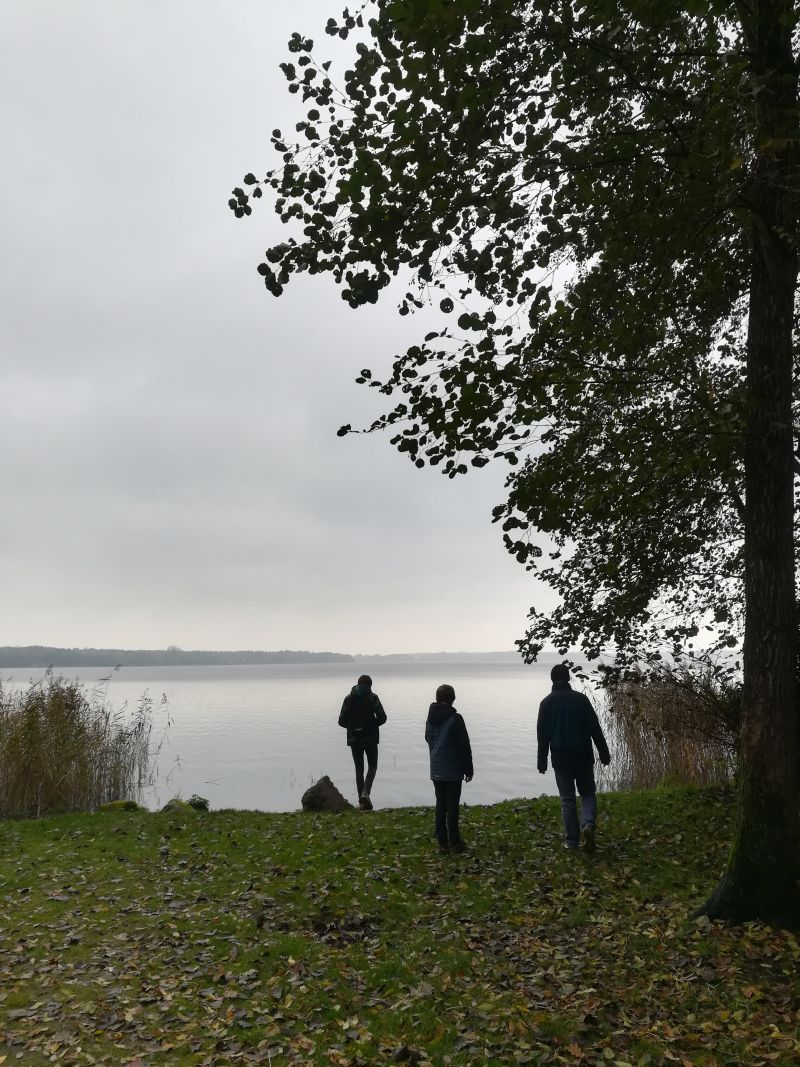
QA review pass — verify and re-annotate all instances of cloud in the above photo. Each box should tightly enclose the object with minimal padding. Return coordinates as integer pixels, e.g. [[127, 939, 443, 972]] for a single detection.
[[0, 0, 552, 653]]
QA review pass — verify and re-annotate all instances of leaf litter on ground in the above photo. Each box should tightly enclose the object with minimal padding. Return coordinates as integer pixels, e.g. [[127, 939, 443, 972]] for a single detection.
[[0, 785, 799, 1065]]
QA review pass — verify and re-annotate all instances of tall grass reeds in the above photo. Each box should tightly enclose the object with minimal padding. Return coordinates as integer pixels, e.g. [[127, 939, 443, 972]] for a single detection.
[[598, 664, 740, 791], [0, 671, 156, 818]]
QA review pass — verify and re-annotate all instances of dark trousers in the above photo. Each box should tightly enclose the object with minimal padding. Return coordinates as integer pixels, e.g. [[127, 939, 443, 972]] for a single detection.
[[350, 740, 378, 796], [553, 764, 597, 848], [433, 779, 462, 845]]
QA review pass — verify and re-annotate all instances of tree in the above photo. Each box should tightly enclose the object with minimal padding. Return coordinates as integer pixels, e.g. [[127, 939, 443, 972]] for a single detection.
[[232, 0, 800, 923]]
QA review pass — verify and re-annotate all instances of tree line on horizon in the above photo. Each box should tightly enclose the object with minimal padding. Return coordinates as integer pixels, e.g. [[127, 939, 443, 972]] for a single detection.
[[0, 647, 355, 668]]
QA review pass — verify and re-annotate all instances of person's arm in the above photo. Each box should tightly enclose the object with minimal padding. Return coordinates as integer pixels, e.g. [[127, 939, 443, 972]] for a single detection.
[[585, 698, 611, 764], [372, 692, 387, 726], [338, 696, 350, 729], [536, 699, 550, 773], [456, 715, 474, 780]]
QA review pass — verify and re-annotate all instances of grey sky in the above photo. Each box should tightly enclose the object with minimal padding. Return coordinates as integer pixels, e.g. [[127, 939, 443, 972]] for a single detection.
[[0, 1, 553, 654]]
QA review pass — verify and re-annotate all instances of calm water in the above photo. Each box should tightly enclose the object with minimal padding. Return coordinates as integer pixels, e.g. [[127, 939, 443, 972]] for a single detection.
[[2, 661, 599, 811]]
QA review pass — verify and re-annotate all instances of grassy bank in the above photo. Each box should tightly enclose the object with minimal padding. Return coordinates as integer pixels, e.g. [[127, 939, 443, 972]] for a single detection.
[[1, 786, 798, 1066]]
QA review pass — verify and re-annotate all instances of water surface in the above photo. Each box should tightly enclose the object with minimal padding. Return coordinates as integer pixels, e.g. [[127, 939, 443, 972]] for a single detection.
[[3, 661, 600, 811]]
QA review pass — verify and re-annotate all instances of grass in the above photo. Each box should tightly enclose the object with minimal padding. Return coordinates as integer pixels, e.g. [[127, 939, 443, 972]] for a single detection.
[[1, 784, 799, 1066]]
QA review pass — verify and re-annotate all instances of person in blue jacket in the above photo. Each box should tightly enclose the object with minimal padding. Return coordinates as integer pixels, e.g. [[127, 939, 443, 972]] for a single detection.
[[425, 683, 473, 854], [537, 663, 610, 852]]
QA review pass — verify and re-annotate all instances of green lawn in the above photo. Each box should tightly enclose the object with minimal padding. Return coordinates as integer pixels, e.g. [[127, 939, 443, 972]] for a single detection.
[[1, 785, 798, 1066]]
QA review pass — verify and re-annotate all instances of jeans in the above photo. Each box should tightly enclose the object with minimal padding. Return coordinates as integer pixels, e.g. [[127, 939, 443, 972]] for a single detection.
[[554, 765, 597, 848], [433, 779, 462, 845], [350, 740, 378, 796]]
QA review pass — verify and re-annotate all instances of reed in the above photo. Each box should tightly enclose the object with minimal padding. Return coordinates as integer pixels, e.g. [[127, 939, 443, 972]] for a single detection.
[[598, 664, 740, 792], [0, 671, 155, 818]]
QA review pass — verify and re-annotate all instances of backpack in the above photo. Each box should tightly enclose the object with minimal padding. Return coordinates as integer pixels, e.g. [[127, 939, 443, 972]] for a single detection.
[[348, 691, 377, 735]]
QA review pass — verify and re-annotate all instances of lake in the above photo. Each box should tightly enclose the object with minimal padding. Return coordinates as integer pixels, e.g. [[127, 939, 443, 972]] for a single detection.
[[2, 661, 600, 811]]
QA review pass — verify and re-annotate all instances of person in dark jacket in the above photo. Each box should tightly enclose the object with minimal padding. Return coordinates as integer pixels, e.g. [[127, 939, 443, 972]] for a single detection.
[[537, 663, 610, 851], [425, 684, 473, 854], [338, 674, 387, 810]]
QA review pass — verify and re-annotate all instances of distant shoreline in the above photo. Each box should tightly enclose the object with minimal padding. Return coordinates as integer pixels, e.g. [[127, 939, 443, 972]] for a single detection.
[[354, 650, 536, 664], [0, 646, 355, 668], [0, 645, 544, 669]]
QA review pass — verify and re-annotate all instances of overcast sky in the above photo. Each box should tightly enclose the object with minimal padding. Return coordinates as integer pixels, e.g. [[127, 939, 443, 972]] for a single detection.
[[0, 1, 554, 654]]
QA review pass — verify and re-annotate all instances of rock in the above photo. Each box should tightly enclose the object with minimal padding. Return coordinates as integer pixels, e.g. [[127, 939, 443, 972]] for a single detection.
[[160, 798, 196, 814], [392, 1047, 423, 1064], [301, 776, 354, 813], [98, 799, 143, 812]]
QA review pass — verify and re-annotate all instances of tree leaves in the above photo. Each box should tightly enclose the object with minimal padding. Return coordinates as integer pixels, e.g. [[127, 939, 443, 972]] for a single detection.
[[230, 0, 770, 672]]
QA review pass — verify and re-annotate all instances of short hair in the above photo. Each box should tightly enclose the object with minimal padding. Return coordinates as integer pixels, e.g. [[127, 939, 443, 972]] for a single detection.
[[436, 683, 455, 704], [550, 663, 570, 683], [357, 674, 372, 688]]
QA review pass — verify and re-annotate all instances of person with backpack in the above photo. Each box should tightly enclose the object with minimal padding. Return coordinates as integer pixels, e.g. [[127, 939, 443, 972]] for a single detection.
[[338, 674, 387, 810], [425, 683, 473, 854]]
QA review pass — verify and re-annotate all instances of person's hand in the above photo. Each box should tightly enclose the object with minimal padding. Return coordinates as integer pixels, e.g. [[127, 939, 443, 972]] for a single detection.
[[537, 762, 547, 774], [601, 757, 611, 766], [464, 774, 473, 783]]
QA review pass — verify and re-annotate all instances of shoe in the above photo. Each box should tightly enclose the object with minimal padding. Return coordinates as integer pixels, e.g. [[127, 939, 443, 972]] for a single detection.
[[563, 842, 579, 851], [581, 825, 596, 853], [359, 794, 373, 811], [450, 839, 467, 854], [438, 843, 450, 855]]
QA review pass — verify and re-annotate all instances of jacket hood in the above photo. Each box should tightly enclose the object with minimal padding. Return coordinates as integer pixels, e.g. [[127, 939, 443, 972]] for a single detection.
[[351, 684, 372, 698], [552, 681, 572, 691], [427, 701, 456, 726]]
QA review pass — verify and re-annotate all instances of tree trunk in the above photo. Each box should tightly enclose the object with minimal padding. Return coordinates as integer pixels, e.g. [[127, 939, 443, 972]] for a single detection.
[[698, 0, 800, 926]]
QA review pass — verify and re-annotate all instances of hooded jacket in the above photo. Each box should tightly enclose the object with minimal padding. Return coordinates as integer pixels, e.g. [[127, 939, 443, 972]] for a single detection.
[[537, 681, 610, 774], [338, 684, 387, 746], [425, 702, 474, 781]]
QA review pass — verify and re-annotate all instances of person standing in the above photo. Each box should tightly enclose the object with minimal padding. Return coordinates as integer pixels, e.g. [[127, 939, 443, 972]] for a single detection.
[[537, 664, 610, 851], [338, 674, 387, 810], [425, 683, 473, 854]]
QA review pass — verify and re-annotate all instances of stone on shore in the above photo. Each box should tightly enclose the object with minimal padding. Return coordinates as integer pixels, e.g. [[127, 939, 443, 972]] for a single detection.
[[160, 798, 196, 814], [98, 799, 144, 812], [301, 776, 354, 813]]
